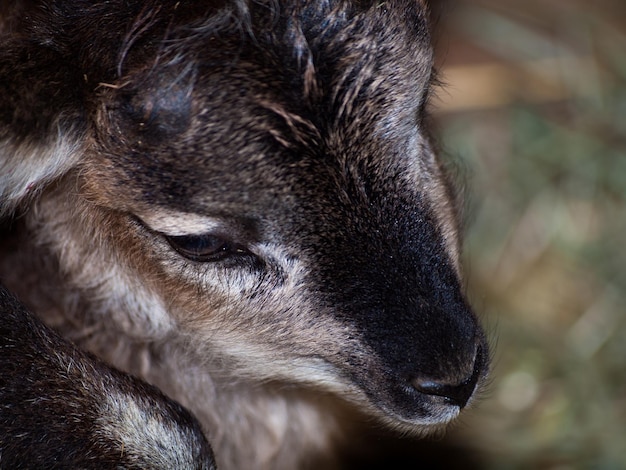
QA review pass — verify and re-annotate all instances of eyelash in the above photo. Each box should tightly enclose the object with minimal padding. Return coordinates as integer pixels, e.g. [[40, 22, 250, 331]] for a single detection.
[[164, 233, 250, 263]]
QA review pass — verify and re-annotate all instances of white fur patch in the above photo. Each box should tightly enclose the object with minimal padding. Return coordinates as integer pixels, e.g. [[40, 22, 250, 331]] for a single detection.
[[97, 390, 212, 468], [0, 132, 82, 216], [138, 209, 222, 236]]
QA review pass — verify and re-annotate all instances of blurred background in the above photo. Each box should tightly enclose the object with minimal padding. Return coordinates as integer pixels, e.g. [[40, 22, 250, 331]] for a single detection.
[[428, 0, 626, 468]]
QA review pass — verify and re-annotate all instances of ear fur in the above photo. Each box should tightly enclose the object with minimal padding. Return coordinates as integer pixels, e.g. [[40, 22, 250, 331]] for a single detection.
[[0, 26, 87, 217], [0, 131, 85, 218]]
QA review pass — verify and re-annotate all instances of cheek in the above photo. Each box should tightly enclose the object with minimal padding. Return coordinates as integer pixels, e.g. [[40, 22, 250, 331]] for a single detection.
[[31, 193, 176, 339], [164, 279, 363, 390], [35, 195, 369, 389], [151, 246, 364, 380]]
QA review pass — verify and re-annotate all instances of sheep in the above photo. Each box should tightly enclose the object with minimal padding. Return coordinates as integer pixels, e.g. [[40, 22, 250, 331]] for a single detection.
[[0, 1, 489, 468]]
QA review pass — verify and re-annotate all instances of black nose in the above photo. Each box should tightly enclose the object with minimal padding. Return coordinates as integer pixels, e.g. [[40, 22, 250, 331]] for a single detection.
[[411, 347, 484, 408]]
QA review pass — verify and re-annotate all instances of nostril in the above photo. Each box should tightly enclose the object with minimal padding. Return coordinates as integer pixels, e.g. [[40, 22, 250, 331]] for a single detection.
[[412, 378, 474, 408], [411, 347, 484, 408]]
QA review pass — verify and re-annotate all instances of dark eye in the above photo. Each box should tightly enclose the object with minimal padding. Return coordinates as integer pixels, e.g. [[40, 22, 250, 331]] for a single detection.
[[165, 233, 249, 262]]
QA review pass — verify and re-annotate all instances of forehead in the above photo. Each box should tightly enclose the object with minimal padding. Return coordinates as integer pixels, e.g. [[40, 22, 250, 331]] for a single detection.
[[87, 0, 436, 215]]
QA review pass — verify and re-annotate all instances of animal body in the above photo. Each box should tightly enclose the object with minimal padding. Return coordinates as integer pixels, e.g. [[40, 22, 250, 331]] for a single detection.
[[0, 0, 489, 468], [0, 285, 216, 469]]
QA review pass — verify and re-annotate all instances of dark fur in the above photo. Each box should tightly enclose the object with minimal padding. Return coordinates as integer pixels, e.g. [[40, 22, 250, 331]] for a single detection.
[[0, 285, 215, 469], [0, 1, 489, 468]]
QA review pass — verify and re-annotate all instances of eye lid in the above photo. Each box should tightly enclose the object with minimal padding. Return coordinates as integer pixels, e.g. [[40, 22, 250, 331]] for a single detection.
[[164, 232, 251, 263], [134, 210, 225, 237], [129, 212, 260, 263], [133, 209, 259, 240]]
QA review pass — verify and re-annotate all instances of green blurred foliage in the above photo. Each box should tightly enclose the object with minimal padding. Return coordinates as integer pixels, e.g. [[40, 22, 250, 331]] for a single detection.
[[434, 1, 626, 468]]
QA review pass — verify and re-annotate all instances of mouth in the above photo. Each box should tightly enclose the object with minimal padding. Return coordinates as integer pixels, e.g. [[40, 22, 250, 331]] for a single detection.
[[411, 345, 486, 409], [357, 344, 488, 431]]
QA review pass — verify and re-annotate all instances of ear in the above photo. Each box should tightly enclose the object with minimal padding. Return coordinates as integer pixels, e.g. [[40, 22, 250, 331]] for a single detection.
[[0, 39, 87, 217]]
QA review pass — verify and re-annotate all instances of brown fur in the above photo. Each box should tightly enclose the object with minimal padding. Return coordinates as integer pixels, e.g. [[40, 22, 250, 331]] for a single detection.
[[0, 1, 489, 468]]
